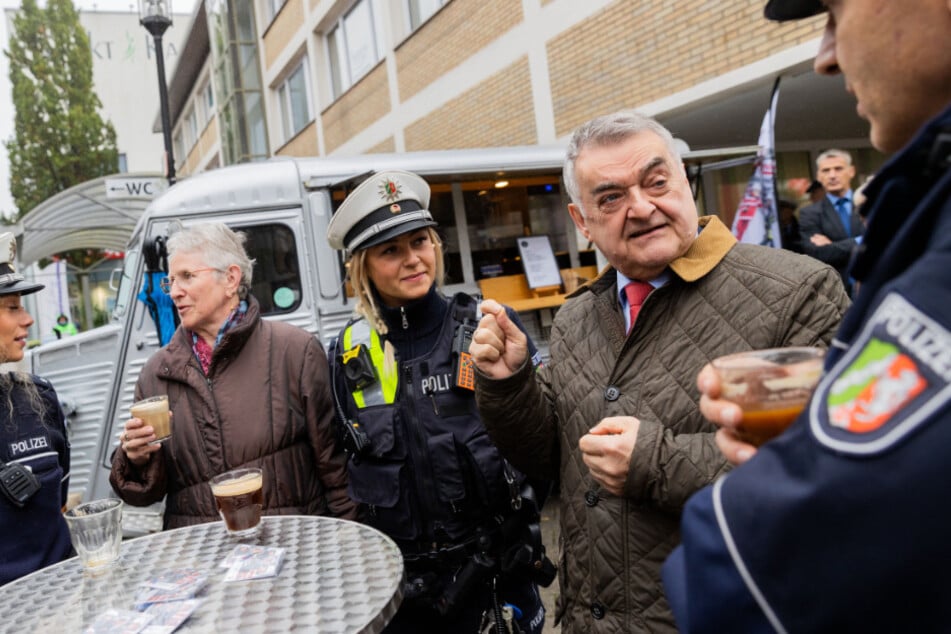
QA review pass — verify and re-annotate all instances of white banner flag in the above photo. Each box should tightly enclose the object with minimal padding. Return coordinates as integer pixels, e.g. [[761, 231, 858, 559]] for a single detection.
[[732, 84, 782, 247]]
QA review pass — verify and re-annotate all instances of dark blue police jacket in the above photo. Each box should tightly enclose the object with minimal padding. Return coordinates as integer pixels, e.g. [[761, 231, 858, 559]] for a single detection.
[[0, 374, 72, 586], [663, 102, 951, 633]]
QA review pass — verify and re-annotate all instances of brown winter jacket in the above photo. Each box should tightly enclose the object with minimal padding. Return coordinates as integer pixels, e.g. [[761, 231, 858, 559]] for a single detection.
[[110, 296, 356, 528], [475, 217, 850, 633]]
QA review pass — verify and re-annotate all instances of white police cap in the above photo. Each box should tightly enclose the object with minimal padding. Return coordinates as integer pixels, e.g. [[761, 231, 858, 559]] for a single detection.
[[326, 170, 437, 253], [0, 232, 43, 297]]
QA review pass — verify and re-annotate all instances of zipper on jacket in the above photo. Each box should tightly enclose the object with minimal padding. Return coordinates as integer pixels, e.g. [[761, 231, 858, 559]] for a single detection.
[[400, 307, 409, 330], [402, 364, 440, 539]]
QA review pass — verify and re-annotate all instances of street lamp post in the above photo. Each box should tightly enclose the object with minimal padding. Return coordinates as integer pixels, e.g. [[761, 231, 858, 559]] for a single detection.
[[139, 0, 176, 185]]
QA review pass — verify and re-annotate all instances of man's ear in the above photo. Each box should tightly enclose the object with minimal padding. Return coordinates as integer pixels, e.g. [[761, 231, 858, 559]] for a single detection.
[[568, 203, 591, 240]]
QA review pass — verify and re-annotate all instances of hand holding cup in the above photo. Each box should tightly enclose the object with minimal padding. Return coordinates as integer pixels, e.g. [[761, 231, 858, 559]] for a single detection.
[[707, 347, 825, 450]]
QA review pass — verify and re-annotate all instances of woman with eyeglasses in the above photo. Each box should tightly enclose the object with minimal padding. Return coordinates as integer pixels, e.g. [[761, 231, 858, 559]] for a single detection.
[[109, 222, 356, 529]]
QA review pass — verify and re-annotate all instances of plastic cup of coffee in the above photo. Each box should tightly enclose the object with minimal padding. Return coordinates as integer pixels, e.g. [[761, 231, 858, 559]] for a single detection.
[[130, 395, 171, 444], [210, 468, 264, 538], [63, 498, 123, 571], [711, 346, 825, 446]]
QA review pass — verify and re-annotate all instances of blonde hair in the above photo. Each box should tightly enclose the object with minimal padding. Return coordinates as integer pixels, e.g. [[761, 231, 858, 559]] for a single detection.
[[347, 227, 445, 336], [0, 372, 48, 427]]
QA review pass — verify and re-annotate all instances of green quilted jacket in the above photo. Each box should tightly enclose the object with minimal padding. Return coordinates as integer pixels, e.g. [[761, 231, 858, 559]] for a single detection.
[[474, 216, 850, 633]]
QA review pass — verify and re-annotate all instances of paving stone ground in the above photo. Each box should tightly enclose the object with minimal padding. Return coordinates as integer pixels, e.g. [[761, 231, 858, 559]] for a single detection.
[[539, 495, 561, 633]]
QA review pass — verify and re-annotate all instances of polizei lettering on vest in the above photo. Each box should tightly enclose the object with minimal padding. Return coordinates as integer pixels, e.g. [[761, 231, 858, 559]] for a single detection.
[[882, 295, 951, 381], [9, 436, 49, 456], [421, 373, 454, 395]]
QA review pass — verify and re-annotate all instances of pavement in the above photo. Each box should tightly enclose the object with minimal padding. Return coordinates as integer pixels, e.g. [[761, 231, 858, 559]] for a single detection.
[[539, 494, 561, 633]]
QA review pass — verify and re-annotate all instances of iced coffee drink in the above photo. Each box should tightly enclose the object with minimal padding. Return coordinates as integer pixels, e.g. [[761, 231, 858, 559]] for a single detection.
[[130, 395, 171, 444], [210, 468, 264, 538]]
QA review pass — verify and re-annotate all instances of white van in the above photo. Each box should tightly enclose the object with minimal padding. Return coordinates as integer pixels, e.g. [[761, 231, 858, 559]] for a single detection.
[[29, 145, 581, 533]]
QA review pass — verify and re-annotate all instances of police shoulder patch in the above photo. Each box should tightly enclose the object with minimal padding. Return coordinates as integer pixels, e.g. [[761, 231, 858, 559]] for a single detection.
[[810, 292, 951, 455]]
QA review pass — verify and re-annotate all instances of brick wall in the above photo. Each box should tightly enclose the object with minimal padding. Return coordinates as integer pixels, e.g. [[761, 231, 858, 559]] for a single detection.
[[548, 0, 825, 137], [276, 120, 318, 156], [181, 117, 219, 178], [262, 0, 304, 70], [367, 137, 396, 154], [321, 62, 391, 153], [404, 57, 535, 150], [396, 0, 523, 101]]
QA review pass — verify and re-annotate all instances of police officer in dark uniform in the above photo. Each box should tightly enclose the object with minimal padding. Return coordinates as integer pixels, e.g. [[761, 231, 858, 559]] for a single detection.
[[0, 232, 73, 586], [663, 1, 951, 631], [327, 171, 554, 633]]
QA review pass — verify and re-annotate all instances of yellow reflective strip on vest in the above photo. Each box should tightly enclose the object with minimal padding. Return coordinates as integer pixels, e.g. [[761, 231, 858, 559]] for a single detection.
[[368, 329, 398, 403]]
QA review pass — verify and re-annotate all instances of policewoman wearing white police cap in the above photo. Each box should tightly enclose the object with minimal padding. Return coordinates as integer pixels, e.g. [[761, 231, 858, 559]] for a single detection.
[[327, 171, 553, 633], [0, 232, 73, 585]]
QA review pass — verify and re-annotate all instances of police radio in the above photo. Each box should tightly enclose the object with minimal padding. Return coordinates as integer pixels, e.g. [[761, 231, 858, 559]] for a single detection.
[[340, 343, 378, 391], [452, 322, 476, 391], [0, 459, 42, 508]]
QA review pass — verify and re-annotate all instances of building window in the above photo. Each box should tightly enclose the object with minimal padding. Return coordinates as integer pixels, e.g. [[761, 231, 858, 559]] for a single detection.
[[278, 60, 312, 141], [184, 107, 198, 149], [207, 0, 269, 165], [196, 79, 214, 128], [118, 153, 128, 173], [407, 0, 446, 31], [173, 132, 185, 167], [327, 0, 379, 97], [267, 0, 287, 21]]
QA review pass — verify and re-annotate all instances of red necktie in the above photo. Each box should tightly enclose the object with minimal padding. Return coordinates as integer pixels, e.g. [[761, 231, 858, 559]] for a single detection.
[[624, 281, 653, 333]]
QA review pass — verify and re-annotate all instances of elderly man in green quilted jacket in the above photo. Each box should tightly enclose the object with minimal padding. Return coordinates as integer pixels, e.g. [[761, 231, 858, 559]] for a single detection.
[[470, 110, 850, 633]]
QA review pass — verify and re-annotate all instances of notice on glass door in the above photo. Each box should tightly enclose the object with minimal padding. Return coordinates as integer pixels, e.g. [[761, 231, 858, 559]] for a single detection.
[[517, 236, 561, 289]]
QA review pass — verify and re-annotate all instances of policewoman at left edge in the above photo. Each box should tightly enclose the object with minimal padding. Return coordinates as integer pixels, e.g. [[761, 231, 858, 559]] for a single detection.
[[0, 232, 72, 586], [327, 171, 554, 633]]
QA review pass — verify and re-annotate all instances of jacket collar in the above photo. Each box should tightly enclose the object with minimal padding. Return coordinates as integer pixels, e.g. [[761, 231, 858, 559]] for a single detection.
[[668, 215, 737, 282], [585, 215, 736, 298], [162, 295, 262, 377]]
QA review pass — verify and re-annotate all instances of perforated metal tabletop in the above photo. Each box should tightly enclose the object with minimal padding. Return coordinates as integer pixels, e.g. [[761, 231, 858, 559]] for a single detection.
[[0, 515, 403, 633]]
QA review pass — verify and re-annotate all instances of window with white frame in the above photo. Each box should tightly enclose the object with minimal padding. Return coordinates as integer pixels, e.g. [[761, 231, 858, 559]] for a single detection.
[[327, 0, 379, 98], [184, 107, 199, 149], [196, 80, 214, 128], [278, 60, 312, 141], [173, 132, 185, 167], [407, 0, 446, 31], [267, 0, 287, 22]]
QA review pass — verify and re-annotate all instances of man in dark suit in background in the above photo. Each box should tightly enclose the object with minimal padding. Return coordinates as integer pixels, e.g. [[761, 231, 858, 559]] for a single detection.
[[798, 148, 865, 294]]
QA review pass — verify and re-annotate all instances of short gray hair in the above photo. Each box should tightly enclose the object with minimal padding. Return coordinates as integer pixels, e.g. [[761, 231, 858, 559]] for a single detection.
[[167, 222, 255, 299], [564, 110, 682, 207], [816, 148, 853, 167]]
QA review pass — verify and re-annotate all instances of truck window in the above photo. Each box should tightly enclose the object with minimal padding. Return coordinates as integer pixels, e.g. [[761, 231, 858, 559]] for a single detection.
[[239, 224, 302, 315], [112, 247, 139, 319]]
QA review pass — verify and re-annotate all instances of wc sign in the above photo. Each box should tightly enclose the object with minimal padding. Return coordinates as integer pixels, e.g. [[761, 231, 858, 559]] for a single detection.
[[104, 177, 167, 199]]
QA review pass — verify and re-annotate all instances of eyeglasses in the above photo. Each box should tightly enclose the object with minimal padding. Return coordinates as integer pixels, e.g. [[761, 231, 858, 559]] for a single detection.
[[160, 268, 221, 294]]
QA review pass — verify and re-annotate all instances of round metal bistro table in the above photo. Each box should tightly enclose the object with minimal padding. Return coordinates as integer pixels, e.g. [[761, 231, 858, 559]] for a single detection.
[[0, 515, 403, 633]]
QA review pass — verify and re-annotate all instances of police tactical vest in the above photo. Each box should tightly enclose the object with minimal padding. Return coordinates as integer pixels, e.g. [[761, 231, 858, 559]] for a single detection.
[[340, 294, 511, 547]]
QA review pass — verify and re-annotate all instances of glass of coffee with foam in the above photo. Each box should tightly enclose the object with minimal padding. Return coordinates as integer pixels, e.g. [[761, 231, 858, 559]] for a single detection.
[[209, 468, 264, 538]]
